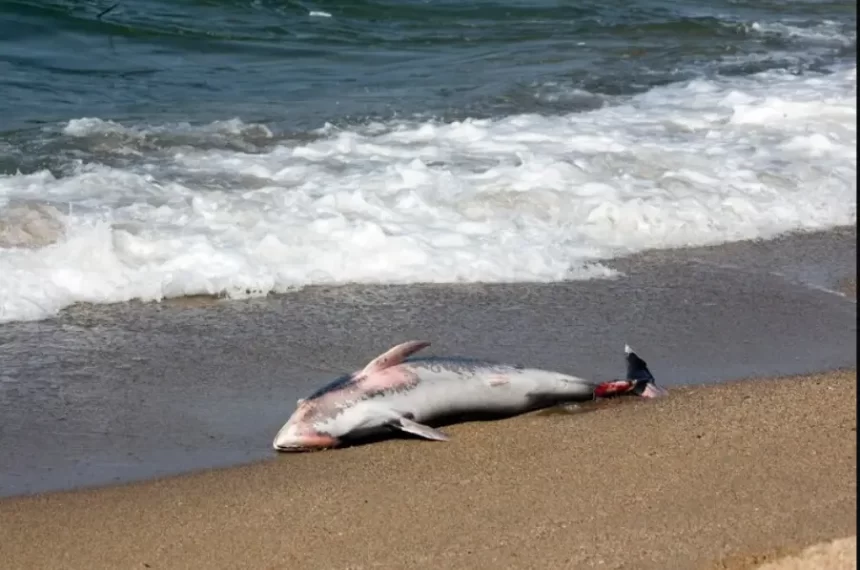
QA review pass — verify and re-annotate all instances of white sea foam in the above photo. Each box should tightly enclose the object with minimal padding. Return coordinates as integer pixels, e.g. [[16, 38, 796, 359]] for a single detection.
[[64, 117, 274, 139], [748, 20, 856, 47], [0, 64, 856, 323]]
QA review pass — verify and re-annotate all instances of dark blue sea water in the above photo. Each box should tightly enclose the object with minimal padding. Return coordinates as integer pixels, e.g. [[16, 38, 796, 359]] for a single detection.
[[0, 0, 856, 323], [2, 0, 855, 131]]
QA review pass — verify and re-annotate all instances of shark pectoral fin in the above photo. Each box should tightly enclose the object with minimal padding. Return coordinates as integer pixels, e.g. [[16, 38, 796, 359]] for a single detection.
[[392, 417, 450, 442]]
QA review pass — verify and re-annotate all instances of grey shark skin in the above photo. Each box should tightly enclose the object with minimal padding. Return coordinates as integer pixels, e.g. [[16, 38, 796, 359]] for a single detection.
[[273, 341, 667, 451]]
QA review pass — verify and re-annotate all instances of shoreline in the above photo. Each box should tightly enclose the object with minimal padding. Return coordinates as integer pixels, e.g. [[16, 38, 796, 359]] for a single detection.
[[5, 364, 858, 500], [2, 225, 857, 326], [0, 225, 855, 498], [1, 369, 855, 570]]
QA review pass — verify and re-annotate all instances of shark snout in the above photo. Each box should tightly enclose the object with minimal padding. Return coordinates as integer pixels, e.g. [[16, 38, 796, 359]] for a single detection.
[[272, 421, 338, 452]]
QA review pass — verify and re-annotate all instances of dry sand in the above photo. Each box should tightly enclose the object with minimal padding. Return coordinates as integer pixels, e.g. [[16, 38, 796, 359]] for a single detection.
[[1, 370, 856, 570], [745, 537, 856, 570]]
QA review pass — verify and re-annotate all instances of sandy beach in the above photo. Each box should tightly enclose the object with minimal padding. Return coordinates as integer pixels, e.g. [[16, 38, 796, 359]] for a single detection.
[[1, 368, 855, 570], [1, 0, 855, 566]]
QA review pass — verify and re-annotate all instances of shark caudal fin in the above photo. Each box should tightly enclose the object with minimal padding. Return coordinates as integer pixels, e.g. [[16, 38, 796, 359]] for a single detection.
[[594, 345, 668, 399], [625, 344, 655, 383], [624, 344, 667, 398]]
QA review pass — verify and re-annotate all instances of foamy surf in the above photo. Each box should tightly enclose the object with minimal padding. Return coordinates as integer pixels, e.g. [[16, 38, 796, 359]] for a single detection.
[[0, 64, 856, 323]]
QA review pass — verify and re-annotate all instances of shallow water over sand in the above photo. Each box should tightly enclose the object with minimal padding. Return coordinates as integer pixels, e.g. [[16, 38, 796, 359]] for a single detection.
[[0, 227, 855, 497]]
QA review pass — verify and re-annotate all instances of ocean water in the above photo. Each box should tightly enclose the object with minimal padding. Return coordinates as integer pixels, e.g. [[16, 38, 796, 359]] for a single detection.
[[0, 0, 856, 323]]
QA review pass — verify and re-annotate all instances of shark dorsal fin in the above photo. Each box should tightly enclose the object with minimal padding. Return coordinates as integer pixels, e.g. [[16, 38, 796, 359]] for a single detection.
[[361, 340, 431, 375]]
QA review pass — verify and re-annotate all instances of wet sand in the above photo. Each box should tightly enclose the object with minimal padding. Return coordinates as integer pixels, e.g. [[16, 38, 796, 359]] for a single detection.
[[1, 369, 855, 570], [838, 278, 856, 300], [0, 227, 856, 497]]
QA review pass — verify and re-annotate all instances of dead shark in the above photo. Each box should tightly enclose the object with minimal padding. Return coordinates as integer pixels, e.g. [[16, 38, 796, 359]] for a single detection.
[[273, 341, 667, 451]]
